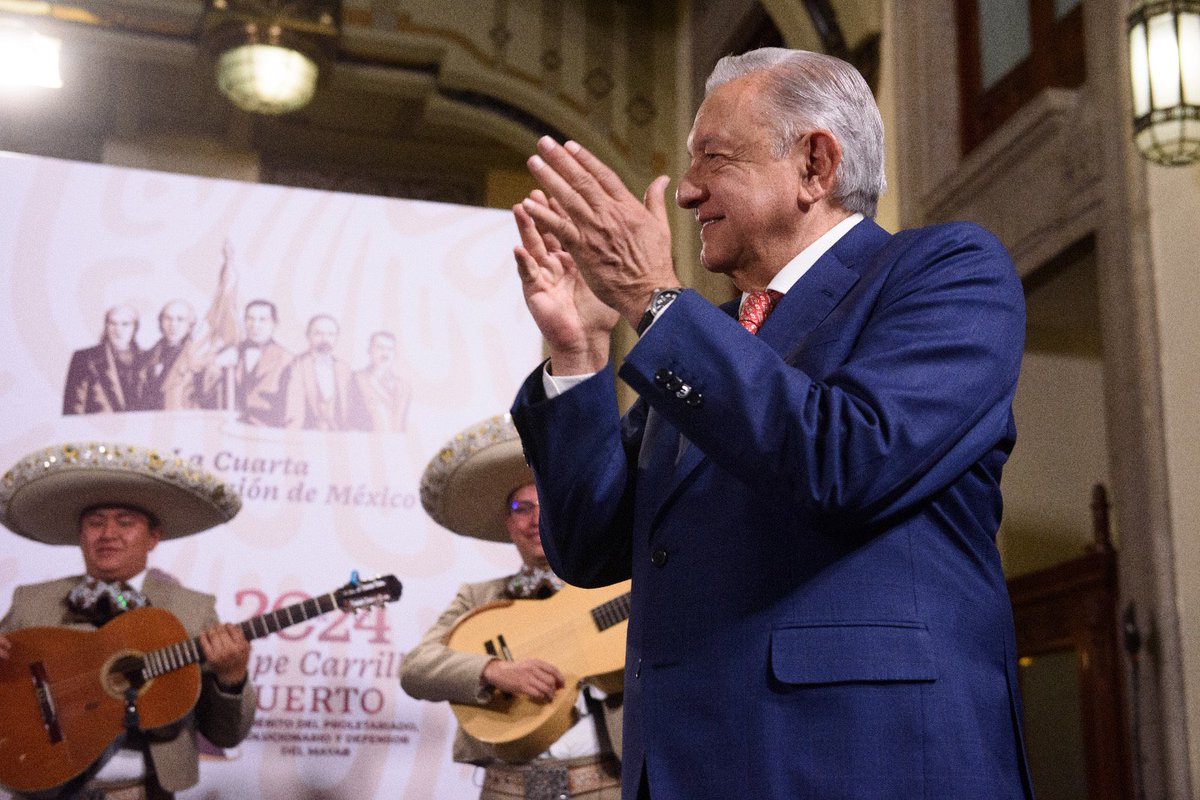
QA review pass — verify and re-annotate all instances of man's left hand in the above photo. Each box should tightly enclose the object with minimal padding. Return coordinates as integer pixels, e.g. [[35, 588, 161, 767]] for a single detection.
[[523, 136, 680, 326], [199, 622, 250, 689]]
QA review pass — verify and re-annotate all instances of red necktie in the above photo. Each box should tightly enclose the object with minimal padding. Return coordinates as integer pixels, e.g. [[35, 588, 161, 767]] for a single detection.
[[738, 289, 782, 334]]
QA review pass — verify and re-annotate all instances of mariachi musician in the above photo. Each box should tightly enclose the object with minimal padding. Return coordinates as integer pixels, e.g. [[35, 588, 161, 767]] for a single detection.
[[402, 414, 623, 800], [0, 442, 256, 800]]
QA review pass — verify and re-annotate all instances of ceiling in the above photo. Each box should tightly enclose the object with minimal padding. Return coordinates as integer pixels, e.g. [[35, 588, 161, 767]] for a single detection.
[[0, 0, 885, 206]]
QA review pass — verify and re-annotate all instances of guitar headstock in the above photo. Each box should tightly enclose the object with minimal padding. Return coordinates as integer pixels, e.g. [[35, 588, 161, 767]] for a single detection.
[[335, 574, 402, 613]]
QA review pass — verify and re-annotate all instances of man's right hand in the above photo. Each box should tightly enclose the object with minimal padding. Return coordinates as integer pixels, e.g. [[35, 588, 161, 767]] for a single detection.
[[0, 633, 11, 661], [522, 136, 678, 328], [482, 657, 566, 703], [514, 191, 620, 376]]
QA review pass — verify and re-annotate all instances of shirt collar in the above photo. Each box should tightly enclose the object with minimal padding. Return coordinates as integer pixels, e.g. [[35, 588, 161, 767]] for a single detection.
[[739, 213, 864, 307], [126, 569, 149, 592]]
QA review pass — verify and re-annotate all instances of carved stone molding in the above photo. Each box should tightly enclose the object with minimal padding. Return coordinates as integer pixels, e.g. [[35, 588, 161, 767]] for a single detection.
[[923, 88, 1105, 276]]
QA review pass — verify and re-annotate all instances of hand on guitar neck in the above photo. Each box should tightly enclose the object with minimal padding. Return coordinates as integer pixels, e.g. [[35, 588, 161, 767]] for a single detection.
[[0, 621, 250, 687], [482, 657, 565, 703], [197, 622, 251, 689]]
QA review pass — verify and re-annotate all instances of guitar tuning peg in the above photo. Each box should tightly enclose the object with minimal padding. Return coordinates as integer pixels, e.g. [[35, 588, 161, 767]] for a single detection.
[[349, 570, 360, 587]]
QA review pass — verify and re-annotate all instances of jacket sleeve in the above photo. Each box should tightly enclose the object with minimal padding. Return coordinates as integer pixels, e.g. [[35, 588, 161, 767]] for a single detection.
[[399, 582, 499, 705], [62, 350, 91, 415], [618, 223, 1025, 527], [192, 602, 257, 748], [511, 365, 640, 588], [514, 222, 1024, 582], [0, 586, 30, 633]]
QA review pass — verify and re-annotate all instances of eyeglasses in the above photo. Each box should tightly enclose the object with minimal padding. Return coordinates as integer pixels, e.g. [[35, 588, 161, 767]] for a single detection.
[[508, 500, 539, 516]]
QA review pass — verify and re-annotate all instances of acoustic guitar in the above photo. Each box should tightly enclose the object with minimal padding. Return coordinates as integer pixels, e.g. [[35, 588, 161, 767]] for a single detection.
[[0, 574, 402, 795], [446, 579, 631, 762]]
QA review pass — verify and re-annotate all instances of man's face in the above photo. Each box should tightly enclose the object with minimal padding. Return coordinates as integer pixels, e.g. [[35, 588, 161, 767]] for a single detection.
[[245, 305, 275, 345], [105, 307, 138, 349], [368, 336, 396, 369], [308, 318, 338, 355], [676, 74, 809, 288], [505, 483, 546, 569], [79, 506, 162, 582], [159, 301, 195, 346]]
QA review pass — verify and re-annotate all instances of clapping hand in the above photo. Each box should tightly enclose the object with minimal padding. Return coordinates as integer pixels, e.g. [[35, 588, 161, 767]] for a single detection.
[[521, 136, 679, 326], [514, 191, 620, 375]]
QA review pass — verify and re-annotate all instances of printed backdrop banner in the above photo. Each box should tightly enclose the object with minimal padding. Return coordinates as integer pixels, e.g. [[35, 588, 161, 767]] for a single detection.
[[0, 151, 545, 799]]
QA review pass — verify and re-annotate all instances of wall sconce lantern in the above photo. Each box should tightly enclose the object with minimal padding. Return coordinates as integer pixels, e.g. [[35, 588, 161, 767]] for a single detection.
[[203, 0, 339, 115], [1128, 0, 1200, 166]]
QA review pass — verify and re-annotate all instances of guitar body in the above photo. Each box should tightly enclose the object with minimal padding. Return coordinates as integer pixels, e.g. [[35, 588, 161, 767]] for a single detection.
[[446, 580, 630, 762], [0, 573, 400, 794], [0, 607, 201, 794]]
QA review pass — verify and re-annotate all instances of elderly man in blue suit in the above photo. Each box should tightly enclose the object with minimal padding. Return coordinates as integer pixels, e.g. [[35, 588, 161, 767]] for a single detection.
[[508, 47, 1035, 800]]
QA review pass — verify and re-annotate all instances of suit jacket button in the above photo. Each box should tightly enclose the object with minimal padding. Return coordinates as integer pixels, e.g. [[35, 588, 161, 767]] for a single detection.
[[685, 392, 703, 408], [650, 548, 668, 567], [654, 369, 672, 385], [664, 376, 683, 392]]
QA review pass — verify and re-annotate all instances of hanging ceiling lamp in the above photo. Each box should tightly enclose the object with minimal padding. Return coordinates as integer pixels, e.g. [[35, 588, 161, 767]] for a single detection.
[[1128, 0, 1200, 166], [204, 0, 339, 115]]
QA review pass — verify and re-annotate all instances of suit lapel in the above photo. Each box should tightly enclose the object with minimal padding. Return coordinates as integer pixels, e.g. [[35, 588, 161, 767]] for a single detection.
[[646, 219, 890, 525], [758, 217, 892, 352], [102, 344, 127, 410], [758, 253, 859, 353], [637, 407, 681, 519], [142, 572, 179, 609]]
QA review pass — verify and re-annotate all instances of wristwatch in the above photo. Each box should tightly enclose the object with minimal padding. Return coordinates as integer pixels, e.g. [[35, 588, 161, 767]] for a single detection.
[[636, 287, 683, 336]]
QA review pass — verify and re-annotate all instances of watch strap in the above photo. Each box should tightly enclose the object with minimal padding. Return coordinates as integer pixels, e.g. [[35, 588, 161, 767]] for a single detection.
[[636, 288, 683, 336]]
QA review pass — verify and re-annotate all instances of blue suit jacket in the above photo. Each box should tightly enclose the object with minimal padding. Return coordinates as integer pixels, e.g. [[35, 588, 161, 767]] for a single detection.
[[512, 218, 1035, 800]]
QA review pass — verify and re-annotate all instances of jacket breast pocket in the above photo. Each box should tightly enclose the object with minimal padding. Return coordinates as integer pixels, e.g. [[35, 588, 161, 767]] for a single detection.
[[770, 621, 937, 685]]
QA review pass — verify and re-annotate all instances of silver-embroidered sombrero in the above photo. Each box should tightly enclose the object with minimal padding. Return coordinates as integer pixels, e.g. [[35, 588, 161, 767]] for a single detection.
[[0, 442, 242, 545], [419, 414, 534, 542]]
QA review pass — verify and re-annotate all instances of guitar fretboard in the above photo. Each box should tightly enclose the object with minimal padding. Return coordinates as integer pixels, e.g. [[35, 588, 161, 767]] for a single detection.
[[140, 592, 339, 681], [590, 592, 631, 632]]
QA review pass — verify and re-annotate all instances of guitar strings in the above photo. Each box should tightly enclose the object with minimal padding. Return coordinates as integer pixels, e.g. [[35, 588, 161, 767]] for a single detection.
[[471, 604, 625, 671]]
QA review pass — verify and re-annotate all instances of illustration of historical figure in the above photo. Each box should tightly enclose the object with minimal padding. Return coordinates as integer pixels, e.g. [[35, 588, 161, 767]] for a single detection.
[[134, 299, 203, 411], [62, 304, 141, 414], [347, 331, 410, 432], [283, 314, 354, 431], [203, 299, 292, 426]]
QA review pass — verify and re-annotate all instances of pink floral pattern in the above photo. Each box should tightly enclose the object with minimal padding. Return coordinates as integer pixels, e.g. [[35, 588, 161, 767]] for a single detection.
[[737, 289, 783, 334]]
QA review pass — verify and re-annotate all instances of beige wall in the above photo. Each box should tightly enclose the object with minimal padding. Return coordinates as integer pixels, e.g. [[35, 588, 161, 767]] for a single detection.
[[1147, 161, 1200, 789], [875, 0, 898, 234], [102, 136, 260, 183], [887, 0, 1197, 794]]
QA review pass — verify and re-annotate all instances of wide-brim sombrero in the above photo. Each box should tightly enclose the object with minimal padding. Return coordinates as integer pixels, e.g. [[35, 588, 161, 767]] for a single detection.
[[0, 441, 242, 545], [419, 414, 534, 543]]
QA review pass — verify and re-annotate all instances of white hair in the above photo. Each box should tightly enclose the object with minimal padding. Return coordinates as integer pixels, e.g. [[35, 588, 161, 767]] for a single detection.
[[706, 48, 886, 218]]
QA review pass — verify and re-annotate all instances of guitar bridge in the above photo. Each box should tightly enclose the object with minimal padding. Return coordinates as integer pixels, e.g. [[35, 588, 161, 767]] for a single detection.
[[29, 661, 64, 744]]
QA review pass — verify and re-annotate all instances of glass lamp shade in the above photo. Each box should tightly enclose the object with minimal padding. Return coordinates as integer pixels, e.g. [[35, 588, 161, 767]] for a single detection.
[[216, 42, 318, 114], [1129, 1, 1200, 166]]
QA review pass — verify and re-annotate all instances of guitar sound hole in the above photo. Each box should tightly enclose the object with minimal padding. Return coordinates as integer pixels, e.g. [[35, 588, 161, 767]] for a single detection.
[[103, 653, 147, 697]]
